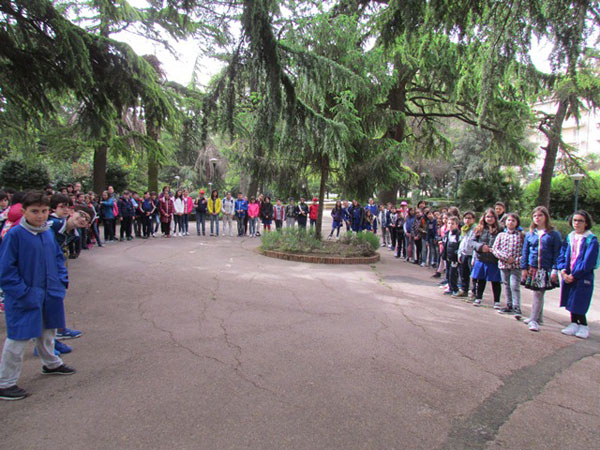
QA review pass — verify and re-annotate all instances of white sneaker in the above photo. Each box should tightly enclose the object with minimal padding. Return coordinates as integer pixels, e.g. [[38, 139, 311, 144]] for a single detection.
[[523, 318, 532, 324], [528, 321, 539, 332], [561, 323, 580, 336], [473, 299, 481, 306], [493, 302, 501, 309], [575, 325, 589, 339]]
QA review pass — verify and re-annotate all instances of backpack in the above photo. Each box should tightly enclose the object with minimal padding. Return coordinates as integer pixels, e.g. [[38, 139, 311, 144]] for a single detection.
[[112, 201, 119, 217]]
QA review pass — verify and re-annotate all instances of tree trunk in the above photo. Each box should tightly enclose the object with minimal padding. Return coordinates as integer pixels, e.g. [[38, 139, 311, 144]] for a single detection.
[[147, 123, 161, 192], [536, 98, 569, 209], [247, 178, 259, 198], [93, 143, 107, 194], [315, 154, 329, 240]]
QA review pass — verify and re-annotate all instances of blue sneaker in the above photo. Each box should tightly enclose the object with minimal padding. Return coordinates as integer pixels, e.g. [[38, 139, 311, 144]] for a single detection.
[[56, 328, 82, 340], [53, 340, 72, 354], [33, 347, 61, 357]]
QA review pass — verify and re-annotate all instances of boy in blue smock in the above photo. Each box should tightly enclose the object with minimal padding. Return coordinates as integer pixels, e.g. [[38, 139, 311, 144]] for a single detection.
[[0, 192, 76, 401]]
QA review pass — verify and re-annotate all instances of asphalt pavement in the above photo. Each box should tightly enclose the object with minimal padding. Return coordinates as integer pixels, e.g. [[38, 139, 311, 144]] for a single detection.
[[0, 228, 598, 449]]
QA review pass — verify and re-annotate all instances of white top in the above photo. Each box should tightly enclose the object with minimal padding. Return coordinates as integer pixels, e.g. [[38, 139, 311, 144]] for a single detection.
[[173, 198, 185, 214]]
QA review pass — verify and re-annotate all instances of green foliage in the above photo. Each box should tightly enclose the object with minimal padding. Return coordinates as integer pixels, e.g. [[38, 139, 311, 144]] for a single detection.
[[338, 231, 380, 253], [260, 228, 322, 253], [260, 227, 378, 257], [105, 164, 130, 193], [459, 171, 523, 213], [523, 172, 600, 219], [0, 159, 50, 191]]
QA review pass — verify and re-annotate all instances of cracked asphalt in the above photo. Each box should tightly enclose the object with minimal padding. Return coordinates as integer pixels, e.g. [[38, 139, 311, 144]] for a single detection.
[[1, 231, 599, 449]]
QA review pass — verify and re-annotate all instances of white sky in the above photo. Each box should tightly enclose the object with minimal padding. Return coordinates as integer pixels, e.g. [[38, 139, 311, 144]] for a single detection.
[[111, 2, 554, 88]]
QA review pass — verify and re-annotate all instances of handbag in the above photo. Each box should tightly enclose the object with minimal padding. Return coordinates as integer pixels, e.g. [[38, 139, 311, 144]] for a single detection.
[[521, 232, 559, 291]]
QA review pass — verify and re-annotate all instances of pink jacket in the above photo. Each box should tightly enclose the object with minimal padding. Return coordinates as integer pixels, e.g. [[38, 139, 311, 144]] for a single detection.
[[183, 196, 194, 214], [248, 203, 260, 218]]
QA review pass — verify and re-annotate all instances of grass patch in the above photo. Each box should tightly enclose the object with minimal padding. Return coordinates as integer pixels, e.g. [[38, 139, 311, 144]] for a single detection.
[[260, 229, 379, 257]]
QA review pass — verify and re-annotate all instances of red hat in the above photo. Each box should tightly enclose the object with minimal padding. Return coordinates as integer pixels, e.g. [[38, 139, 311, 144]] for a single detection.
[[200, 190, 205, 194], [312, 197, 318, 202]]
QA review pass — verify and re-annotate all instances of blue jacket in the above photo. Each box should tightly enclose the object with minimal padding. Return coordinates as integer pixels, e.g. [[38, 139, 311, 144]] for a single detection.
[[557, 232, 598, 315], [426, 219, 437, 240], [521, 229, 562, 271], [101, 198, 115, 219], [0, 224, 68, 339], [234, 199, 248, 217], [118, 197, 136, 218]]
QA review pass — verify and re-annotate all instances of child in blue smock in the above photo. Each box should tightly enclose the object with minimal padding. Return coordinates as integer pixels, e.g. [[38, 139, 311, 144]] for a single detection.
[[0, 192, 76, 401]]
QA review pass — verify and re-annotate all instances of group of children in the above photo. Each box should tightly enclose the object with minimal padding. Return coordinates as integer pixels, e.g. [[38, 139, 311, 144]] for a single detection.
[[370, 200, 598, 337], [0, 184, 597, 401]]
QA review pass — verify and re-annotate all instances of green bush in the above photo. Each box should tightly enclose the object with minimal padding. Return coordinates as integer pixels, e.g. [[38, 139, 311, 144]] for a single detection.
[[459, 171, 523, 212], [260, 228, 322, 253], [523, 171, 600, 219], [0, 159, 50, 190], [339, 230, 380, 251]]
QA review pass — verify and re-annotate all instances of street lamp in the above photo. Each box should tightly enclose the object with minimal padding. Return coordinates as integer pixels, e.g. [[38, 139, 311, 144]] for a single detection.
[[209, 158, 218, 182], [174, 175, 180, 189], [570, 173, 585, 212], [452, 163, 463, 204]]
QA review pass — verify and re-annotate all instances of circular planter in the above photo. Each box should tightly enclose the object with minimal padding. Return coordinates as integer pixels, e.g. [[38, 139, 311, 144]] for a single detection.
[[261, 249, 380, 265]]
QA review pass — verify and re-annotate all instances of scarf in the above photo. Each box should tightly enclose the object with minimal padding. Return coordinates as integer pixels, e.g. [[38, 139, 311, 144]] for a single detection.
[[20, 219, 51, 235]]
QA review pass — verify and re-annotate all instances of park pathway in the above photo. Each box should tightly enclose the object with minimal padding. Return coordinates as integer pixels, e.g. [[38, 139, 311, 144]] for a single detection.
[[1, 234, 598, 449]]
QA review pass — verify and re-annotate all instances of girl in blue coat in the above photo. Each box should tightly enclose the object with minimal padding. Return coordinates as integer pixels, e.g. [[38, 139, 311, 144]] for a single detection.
[[0, 192, 76, 400], [557, 210, 598, 339], [521, 206, 562, 332]]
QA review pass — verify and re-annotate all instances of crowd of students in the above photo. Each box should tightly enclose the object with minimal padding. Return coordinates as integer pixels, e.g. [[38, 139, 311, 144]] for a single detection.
[[364, 200, 598, 338], [0, 183, 597, 400]]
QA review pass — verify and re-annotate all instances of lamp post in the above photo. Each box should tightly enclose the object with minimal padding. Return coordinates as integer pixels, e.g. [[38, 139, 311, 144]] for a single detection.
[[452, 164, 463, 204], [209, 158, 218, 185], [174, 175, 180, 189], [570, 173, 585, 212]]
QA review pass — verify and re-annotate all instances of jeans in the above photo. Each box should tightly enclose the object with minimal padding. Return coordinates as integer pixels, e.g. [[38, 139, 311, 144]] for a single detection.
[[460, 255, 473, 293], [182, 214, 189, 234], [286, 217, 295, 228], [249, 217, 259, 236], [210, 214, 219, 236], [530, 291, 545, 323], [0, 329, 63, 388], [275, 220, 283, 231], [223, 214, 233, 236], [174, 215, 183, 234], [91, 221, 102, 246], [142, 214, 152, 237], [501, 268, 521, 310], [196, 212, 206, 235], [426, 238, 438, 266], [448, 261, 459, 293], [237, 215, 246, 236]]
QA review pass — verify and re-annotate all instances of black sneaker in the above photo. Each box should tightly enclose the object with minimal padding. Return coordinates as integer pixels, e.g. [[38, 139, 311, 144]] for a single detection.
[[431, 272, 441, 278], [0, 385, 28, 400], [42, 364, 76, 376], [498, 306, 513, 314]]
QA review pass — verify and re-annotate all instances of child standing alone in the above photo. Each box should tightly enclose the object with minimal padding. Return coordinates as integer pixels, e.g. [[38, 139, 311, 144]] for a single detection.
[[0, 191, 76, 400]]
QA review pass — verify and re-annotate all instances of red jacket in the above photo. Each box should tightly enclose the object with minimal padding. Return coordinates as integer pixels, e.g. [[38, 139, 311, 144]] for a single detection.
[[159, 197, 174, 223], [309, 203, 319, 220]]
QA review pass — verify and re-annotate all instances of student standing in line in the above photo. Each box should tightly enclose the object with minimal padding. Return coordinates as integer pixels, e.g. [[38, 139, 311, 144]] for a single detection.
[[182, 189, 193, 236], [557, 210, 598, 339], [328, 200, 343, 239], [261, 196, 274, 232], [442, 216, 461, 296], [141, 191, 156, 239], [159, 191, 175, 238], [456, 211, 476, 297], [521, 206, 562, 332], [235, 192, 248, 236], [309, 198, 319, 229], [100, 190, 116, 242], [221, 192, 235, 237], [492, 213, 524, 316], [117, 190, 136, 241], [297, 198, 309, 230], [207, 190, 221, 237], [172, 190, 185, 237], [247, 197, 260, 237], [284, 198, 297, 228], [470, 209, 503, 308], [0, 192, 76, 401], [195, 190, 208, 236], [273, 199, 285, 231], [379, 204, 389, 247]]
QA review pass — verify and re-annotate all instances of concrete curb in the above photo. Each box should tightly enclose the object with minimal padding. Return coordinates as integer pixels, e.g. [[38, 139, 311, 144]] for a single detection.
[[260, 249, 380, 264]]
